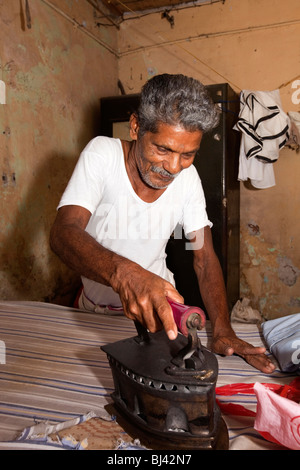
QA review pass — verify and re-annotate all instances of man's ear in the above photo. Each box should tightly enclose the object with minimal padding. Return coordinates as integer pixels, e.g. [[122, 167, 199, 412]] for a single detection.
[[129, 113, 139, 141]]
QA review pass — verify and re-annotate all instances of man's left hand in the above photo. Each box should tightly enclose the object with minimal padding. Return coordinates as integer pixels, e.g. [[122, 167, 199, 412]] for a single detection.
[[212, 330, 276, 374]]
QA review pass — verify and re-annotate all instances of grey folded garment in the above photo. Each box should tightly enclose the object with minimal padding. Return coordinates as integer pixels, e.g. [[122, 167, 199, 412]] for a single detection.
[[262, 313, 300, 373]]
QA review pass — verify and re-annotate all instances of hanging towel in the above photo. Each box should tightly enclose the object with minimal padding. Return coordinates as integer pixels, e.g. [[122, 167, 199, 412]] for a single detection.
[[234, 89, 290, 188]]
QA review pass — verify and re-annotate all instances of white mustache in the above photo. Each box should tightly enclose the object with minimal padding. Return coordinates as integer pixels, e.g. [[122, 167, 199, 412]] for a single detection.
[[151, 166, 180, 179]]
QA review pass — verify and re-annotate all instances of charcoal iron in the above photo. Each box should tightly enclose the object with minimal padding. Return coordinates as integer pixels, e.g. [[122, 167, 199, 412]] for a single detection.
[[101, 299, 229, 450]]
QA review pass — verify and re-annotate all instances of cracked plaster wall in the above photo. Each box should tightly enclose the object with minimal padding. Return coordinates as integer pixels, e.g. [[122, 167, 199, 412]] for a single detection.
[[0, 0, 118, 304], [1, 0, 300, 319], [117, 0, 300, 319]]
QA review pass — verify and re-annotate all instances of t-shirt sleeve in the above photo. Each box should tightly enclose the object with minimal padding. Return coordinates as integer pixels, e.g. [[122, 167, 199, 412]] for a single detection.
[[57, 137, 112, 213], [181, 165, 212, 236]]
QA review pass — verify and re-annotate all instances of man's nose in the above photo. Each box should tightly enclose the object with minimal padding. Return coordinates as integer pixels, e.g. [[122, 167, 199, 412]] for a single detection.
[[165, 154, 182, 175]]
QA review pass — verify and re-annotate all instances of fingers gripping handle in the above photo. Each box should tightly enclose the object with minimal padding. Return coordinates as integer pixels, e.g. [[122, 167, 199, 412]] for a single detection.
[[167, 299, 206, 337]]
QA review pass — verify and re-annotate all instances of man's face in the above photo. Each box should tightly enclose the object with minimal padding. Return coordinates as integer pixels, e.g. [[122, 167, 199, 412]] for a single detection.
[[131, 118, 203, 190]]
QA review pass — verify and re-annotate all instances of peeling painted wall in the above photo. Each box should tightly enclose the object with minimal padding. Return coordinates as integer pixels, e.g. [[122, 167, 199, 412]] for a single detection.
[[1, 0, 300, 319], [117, 0, 300, 319], [0, 0, 118, 304], [240, 144, 300, 318]]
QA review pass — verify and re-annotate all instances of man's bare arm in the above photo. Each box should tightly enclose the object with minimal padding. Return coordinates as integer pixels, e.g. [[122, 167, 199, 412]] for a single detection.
[[50, 205, 126, 287], [50, 205, 183, 338], [192, 226, 275, 374]]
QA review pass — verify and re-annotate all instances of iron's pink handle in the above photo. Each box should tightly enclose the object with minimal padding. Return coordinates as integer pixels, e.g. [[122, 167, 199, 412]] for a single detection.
[[167, 299, 206, 337]]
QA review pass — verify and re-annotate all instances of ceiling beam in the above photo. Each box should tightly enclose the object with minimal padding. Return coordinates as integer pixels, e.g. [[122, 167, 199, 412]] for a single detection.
[[109, 0, 224, 18], [85, 0, 120, 27], [99, 0, 124, 17]]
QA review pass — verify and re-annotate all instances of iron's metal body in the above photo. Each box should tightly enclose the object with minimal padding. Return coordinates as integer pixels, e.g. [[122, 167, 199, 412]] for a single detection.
[[102, 310, 229, 450]]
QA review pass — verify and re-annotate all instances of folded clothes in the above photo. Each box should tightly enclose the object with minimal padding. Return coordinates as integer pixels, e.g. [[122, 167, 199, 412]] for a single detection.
[[262, 313, 300, 372]]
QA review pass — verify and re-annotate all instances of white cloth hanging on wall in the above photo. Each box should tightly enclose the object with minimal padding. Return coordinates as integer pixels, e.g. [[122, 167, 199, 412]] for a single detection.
[[234, 89, 290, 188]]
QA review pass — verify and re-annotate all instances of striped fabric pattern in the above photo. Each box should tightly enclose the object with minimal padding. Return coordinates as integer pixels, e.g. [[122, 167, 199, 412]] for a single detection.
[[0, 301, 296, 450], [235, 90, 290, 163]]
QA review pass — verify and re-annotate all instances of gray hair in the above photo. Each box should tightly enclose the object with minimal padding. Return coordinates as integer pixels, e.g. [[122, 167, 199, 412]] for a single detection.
[[137, 74, 220, 136]]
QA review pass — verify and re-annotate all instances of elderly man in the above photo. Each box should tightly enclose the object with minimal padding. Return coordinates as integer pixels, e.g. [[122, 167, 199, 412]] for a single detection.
[[50, 74, 274, 374]]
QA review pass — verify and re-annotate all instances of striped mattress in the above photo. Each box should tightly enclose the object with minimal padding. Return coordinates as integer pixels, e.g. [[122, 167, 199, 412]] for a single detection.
[[0, 300, 297, 450]]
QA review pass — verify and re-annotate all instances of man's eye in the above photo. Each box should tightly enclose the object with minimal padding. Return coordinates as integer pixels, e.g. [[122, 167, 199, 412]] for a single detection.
[[182, 153, 194, 159], [157, 146, 168, 154]]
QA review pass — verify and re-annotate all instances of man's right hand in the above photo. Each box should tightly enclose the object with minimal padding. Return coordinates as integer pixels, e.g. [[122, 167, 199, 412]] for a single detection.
[[111, 261, 184, 340]]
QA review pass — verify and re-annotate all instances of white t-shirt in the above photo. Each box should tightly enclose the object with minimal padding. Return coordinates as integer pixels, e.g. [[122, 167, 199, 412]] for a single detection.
[[58, 136, 212, 307]]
